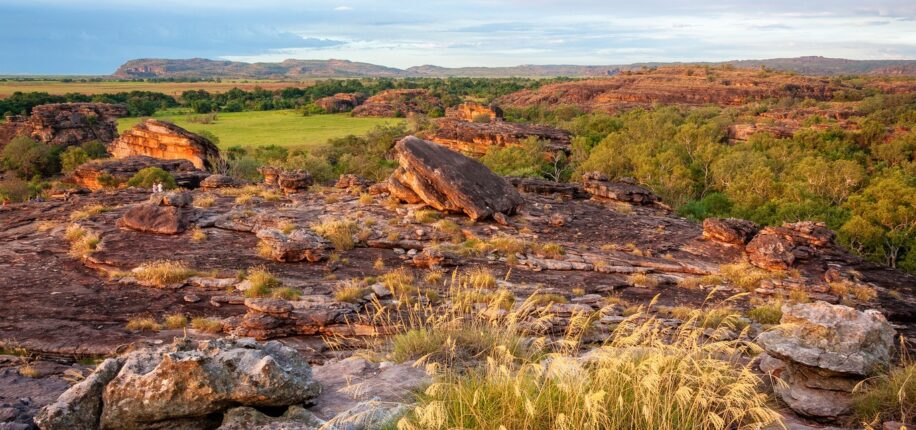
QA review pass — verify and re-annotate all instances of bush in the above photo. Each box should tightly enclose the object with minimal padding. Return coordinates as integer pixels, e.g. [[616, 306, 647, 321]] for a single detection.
[[0, 177, 33, 203], [126, 167, 177, 189], [1, 136, 59, 178], [80, 140, 108, 158], [60, 146, 89, 173]]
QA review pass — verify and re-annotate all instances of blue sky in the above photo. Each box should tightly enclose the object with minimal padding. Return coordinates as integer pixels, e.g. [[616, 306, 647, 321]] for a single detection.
[[1, 0, 915, 74]]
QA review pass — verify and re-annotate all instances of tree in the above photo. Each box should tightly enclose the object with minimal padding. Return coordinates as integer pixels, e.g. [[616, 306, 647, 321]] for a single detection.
[[1, 136, 59, 178], [840, 170, 916, 268], [60, 146, 89, 173]]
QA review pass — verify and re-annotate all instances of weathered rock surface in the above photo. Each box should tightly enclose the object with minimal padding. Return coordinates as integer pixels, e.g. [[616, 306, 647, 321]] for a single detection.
[[33, 358, 124, 430], [757, 302, 896, 419], [277, 171, 314, 194], [217, 405, 324, 430], [430, 118, 572, 156], [746, 221, 837, 270], [444, 102, 503, 121], [256, 228, 328, 262], [310, 357, 429, 420], [319, 400, 408, 430], [387, 136, 524, 220], [109, 119, 220, 170], [0, 103, 127, 150], [94, 338, 319, 430], [68, 156, 208, 190], [351, 89, 442, 117], [200, 174, 244, 190], [507, 177, 589, 199], [581, 172, 658, 204], [315, 93, 366, 113], [703, 217, 760, 245], [117, 192, 197, 235], [335, 174, 371, 190]]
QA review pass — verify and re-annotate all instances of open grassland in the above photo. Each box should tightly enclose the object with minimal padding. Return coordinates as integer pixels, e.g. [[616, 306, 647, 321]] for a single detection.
[[0, 79, 315, 98], [118, 110, 404, 150]]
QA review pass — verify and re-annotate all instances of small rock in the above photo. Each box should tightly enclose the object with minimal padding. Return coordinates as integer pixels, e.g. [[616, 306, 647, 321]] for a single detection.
[[183, 294, 201, 303]]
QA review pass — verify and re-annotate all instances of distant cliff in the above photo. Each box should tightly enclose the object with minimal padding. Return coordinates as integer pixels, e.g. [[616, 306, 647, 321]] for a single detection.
[[113, 56, 916, 79]]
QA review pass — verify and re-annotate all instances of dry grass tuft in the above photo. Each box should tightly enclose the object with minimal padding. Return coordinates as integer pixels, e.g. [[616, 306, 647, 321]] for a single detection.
[[334, 281, 371, 303], [414, 209, 442, 223], [125, 317, 162, 332], [539, 242, 565, 259], [627, 272, 660, 288], [311, 219, 358, 251], [524, 293, 568, 306], [133, 260, 197, 287], [193, 194, 217, 208], [359, 193, 374, 205], [190, 317, 223, 334], [747, 303, 783, 325], [69, 204, 110, 221], [245, 266, 281, 298], [271, 287, 302, 300], [719, 262, 782, 291], [67, 225, 101, 257], [190, 227, 207, 242], [163, 313, 188, 329], [18, 365, 40, 378]]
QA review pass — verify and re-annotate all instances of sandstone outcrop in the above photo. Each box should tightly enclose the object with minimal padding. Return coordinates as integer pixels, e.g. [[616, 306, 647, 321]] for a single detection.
[[757, 302, 896, 418], [430, 118, 572, 156], [315, 93, 366, 113], [256, 228, 328, 262], [200, 174, 244, 190], [109, 119, 220, 170], [230, 298, 360, 339], [117, 191, 197, 234], [508, 177, 590, 199], [277, 170, 314, 194], [444, 102, 503, 121], [0, 103, 127, 150], [581, 172, 658, 204], [496, 66, 841, 113], [351, 89, 442, 117], [34, 338, 320, 430], [745, 221, 837, 270], [386, 136, 524, 220], [335, 174, 372, 190], [68, 156, 209, 190], [702, 218, 760, 245]]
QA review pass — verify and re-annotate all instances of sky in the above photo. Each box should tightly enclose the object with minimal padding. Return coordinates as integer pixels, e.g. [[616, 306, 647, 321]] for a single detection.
[[1, 0, 915, 75]]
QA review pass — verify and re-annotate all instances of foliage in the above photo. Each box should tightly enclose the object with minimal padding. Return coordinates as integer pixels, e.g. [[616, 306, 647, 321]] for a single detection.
[[126, 167, 177, 190], [1, 136, 60, 178]]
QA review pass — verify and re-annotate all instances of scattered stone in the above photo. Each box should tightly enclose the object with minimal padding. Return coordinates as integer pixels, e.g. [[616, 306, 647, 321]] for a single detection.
[[746, 222, 838, 270], [182, 294, 200, 303], [258, 166, 281, 186], [148, 190, 193, 208], [412, 247, 459, 268], [387, 136, 524, 220], [335, 174, 372, 190], [702, 217, 760, 245], [581, 172, 658, 204], [200, 174, 243, 190], [116, 204, 192, 235], [548, 212, 572, 227], [109, 119, 221, 170], [507, 177, 589, 199]]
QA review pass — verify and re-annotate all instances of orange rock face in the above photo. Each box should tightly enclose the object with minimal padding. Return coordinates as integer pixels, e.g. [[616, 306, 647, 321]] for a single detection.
[[109, 119, 220, 170], [444, 102, 503, 121], [429, 118, 571, 156], [0, 103, 127, 150], [351, 89, 442, 117], [496, 66, 845, 113]]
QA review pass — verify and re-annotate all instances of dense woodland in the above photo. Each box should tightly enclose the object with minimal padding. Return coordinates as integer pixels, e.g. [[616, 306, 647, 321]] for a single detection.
[[1, 78, 914, 273]]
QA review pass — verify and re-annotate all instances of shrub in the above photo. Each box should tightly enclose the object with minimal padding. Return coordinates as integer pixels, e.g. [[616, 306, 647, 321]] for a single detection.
[[60, 146, 89, 173], [190, 317, 223, 333], [80, 140, 108, 158], [472, 113, 492, 123], [127, 167, 177, 190], [0, 177, 33, 202], [2, 136, 59, 178], [133, 260, 196, 287]]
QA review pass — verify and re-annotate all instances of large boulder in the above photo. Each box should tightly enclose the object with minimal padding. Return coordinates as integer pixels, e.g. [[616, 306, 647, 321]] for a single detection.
[[386, 136, 524, 220], [34, 338, 320, 430], [68, 156, 208, 191], [444, 102, 503, 122], [429, 118, 571, 156], [757, 302, 896, 419], [703, 218, 760, 245], [109, 119, 221, 170], [200, 174, 244, 190], [117, 191, 196, 234], [34, 358, 125, 430], [0, 103, 127, 150], [101, 338, 320, 430], [277, 170, 314, 194], [745, 221, 837, 270], [581, 172, 658, 205]]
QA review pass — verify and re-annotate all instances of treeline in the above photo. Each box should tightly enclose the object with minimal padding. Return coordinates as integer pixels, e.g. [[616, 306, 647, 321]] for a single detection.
[[0, 91, 178, 117], [489, 94, 916, 272], [1, 77, 567, 118], [179, 77, 566, 114]]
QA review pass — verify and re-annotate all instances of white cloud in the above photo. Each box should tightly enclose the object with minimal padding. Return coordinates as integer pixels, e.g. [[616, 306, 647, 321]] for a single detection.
[[334, 5, 352, 11]]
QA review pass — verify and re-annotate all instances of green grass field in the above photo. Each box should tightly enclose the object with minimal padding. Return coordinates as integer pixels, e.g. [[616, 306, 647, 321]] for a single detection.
[[117, 110, 404, 150]]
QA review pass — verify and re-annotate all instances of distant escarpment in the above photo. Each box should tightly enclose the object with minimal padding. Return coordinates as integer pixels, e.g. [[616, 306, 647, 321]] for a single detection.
[[0, 103, 127, 150], [112, 56, 916, 79]]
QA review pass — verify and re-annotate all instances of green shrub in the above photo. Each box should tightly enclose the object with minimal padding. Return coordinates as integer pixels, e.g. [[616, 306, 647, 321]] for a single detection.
[[80, 140, 108, 158], [60, 146, 89, 173], [127, 167, 177, 189], [0, 177, 33, 202], [1, 136, 59, 178]]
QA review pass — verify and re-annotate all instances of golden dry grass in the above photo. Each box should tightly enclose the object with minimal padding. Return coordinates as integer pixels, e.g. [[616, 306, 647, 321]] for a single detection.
[[69, 204, 110, 221], [163, 313, 189, 329], [190, 317, 223, 334], [133, 260, 197, 287], [125, 317, 162, 332], [311, 219, 358, 251]]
